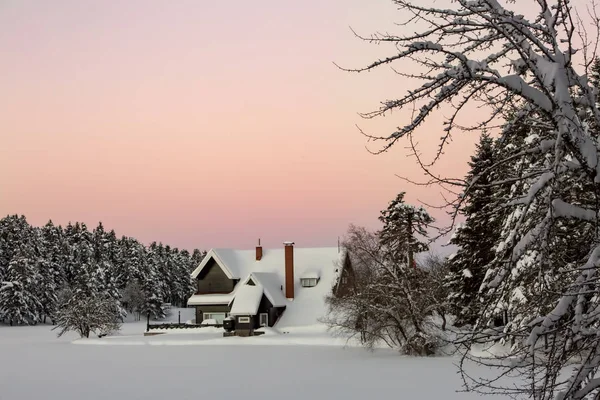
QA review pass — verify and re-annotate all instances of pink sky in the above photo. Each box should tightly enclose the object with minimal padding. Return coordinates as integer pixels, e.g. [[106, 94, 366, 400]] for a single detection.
[[0, 0, 478, 251]]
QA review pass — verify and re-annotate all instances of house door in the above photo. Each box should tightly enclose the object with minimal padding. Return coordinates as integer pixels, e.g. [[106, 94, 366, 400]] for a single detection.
[[259, 313, 268, 327]]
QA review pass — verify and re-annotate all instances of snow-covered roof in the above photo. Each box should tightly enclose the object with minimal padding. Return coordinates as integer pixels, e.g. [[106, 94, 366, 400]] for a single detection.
[[187, 293, 235, 306], [229, 284, 264, 316], [191, 247, 340, 283], [248, 272, 287, 307], [188, 246, 344, 327], [300, 271, 320, 279]]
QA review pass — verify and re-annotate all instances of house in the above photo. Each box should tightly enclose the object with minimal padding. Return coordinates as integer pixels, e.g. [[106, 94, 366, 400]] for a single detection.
[[187, 241, 354, 331]]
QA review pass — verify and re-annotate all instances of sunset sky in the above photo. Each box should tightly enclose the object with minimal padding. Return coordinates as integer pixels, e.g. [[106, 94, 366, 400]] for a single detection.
[[0, 0, 481, 252]]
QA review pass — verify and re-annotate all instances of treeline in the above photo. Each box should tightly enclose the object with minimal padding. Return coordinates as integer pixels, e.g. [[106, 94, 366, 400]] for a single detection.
[[0, 215, 204, 326]]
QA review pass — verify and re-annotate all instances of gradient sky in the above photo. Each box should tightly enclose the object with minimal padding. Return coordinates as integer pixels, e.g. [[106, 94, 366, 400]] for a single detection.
[[0, 0, 480, 252]]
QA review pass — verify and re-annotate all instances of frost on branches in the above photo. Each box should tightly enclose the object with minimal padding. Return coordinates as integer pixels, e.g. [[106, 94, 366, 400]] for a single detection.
[[53, 288, 122, 339], [346, 0, 600, 398]]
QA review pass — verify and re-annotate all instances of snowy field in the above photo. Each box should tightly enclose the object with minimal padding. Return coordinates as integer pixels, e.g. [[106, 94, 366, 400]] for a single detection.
[[0, 309, 508, 400]]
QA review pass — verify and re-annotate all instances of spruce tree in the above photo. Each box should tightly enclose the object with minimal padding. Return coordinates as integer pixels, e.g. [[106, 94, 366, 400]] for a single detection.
[[445, 133, 500, 326], [142, 244, 166, 319], [191, 249, 206, 269], [39, 221, 69, 320], [0, 244, 42, 325], [378, 192, 433, 269]]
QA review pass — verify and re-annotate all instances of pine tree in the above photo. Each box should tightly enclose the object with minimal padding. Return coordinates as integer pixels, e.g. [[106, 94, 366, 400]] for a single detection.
[[191, 249, 206, 269], [0, 244, 42, 325], [174, 249, 195, 306], [91, 223, 123, 315], [477, 109, 587, 331], [139, 274, 165, 320], [38, 220, 67, 323], [142, 244, 166, 319], [0, 215, 33, 283], [445, 133, 500, 326], [378, 192, 433, 269]]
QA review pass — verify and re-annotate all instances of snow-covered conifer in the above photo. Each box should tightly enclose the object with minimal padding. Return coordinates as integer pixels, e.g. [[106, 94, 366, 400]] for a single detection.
[[445, 133, 499, 326], [0, 244, 42, 325], [378, 192, 433, 269]]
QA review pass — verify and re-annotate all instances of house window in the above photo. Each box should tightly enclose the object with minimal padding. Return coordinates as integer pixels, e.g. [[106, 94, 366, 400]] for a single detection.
[[238, 316, 251, 323], [259, 313, 268, 327], [203, 313, 227, 324], [342, 276, 348, 284], [301, 278, 318, 287]]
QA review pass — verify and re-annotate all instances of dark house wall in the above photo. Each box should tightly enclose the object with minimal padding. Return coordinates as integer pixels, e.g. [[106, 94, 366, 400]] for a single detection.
[[335, 253, 356, 298], [256, 295, 273, 328], [197, 257, 236, 294], [231, 295, 287, 330], [269, 306, 286, 327], [235, 315, 255, 335], [256, 296, 286, 328]]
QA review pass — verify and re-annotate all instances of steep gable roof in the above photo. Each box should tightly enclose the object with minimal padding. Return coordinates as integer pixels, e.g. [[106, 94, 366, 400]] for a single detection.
[[192, 247, 341, 282], [229, 284, 264, 315], [191, 249, 237, 279], [246, 272, 287, 307]]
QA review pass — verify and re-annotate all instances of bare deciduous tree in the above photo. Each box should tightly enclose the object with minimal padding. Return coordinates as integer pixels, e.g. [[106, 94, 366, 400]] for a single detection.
[[53, 288, 122, 339], [121, 281, 145, 321], [325, 224, 443, 355]]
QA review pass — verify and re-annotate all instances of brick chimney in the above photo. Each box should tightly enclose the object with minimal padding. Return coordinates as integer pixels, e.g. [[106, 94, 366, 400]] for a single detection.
[[256, 239, 262, 261], [284, 241, 294, 299]]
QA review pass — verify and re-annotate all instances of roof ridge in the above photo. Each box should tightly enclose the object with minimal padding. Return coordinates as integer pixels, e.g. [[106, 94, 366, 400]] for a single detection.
[[213, 246, 339, 251]]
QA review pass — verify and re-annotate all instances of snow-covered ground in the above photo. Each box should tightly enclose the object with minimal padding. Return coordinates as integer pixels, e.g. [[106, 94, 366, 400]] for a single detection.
[[0, 308, 510, 400]]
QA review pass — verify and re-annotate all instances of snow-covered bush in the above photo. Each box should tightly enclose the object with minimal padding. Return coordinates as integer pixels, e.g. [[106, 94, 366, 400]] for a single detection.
[[53, 288, 122, 339]]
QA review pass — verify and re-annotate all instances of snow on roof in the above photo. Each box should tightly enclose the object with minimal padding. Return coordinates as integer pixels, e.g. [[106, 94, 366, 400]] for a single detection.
[[192, 247, 340, 282], [189, 246, 344, 327], [229, 284, 264, 316], [187, 293, 235, 306], [300, 271, 320, 279], [248, 272, 287, 307]]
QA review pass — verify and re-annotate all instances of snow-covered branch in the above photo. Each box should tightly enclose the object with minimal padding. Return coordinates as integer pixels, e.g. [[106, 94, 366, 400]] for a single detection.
[[346, 0, 600, 398]]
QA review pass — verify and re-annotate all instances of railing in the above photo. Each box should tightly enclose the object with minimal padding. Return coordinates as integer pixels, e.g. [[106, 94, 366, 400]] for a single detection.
[[147, 322, 223, 331], [145, 309, 224, 331]]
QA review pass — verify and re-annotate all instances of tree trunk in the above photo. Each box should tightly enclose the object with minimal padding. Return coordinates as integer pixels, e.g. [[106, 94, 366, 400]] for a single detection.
[[407, 212, 414, 269], [440, 311, 447, 331]]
